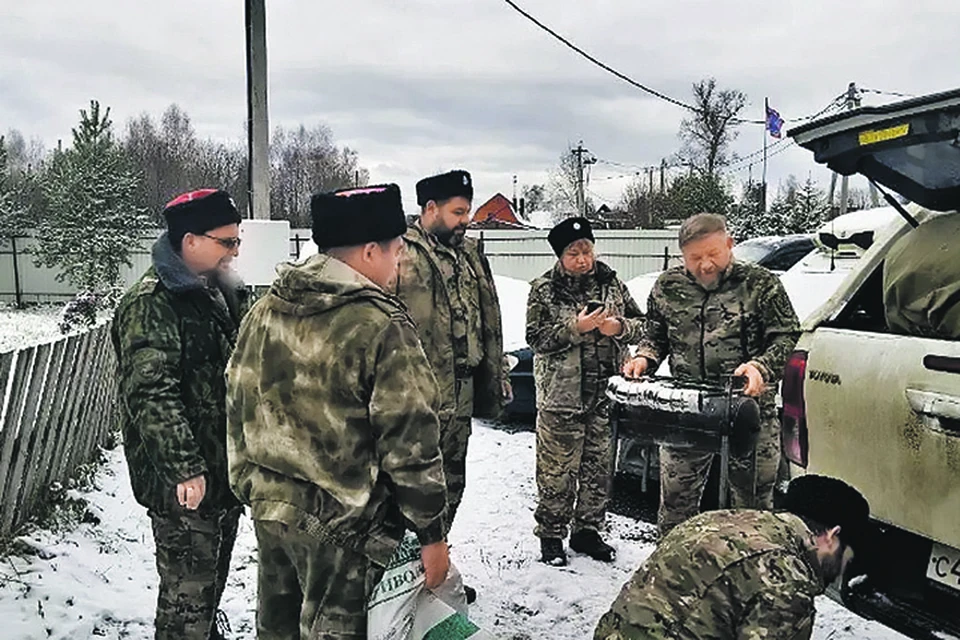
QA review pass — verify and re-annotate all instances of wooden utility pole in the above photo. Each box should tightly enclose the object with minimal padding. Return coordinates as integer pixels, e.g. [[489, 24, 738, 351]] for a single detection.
[[836, 82, 861, 220], [245, 0, 270, 219], [571, 142, 596, 217]]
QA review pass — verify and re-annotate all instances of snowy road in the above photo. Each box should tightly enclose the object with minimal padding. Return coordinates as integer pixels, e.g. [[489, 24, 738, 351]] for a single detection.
[[0, 423, 911, 639]]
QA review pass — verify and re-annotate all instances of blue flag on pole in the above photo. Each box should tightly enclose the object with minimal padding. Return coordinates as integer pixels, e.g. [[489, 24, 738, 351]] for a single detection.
[[766, 105, 784, 138]]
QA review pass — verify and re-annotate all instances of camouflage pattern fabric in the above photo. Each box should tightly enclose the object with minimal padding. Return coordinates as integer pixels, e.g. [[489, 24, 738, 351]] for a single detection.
[[594, 510, 825, 640], [534, 402, 613, 539], [226, 253, 447, 567], [659, 411, 781, 536], [395, 220, 505, 533], [112, 233, 251, 516], [883, 212, 960, 340], [254, 519, 385, 640], [150, 506, 242, 640], [635, 261, 800, 531], [440, 376, 475, 531], [395, 220, 505, 422], [526, 261, 644, 413]]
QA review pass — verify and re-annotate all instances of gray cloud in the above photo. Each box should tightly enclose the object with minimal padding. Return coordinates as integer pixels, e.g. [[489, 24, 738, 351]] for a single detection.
[[2, 0, 957, 213]]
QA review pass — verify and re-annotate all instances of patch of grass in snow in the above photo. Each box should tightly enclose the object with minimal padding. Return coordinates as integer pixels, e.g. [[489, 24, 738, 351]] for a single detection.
[[0, 446, 110, 560]]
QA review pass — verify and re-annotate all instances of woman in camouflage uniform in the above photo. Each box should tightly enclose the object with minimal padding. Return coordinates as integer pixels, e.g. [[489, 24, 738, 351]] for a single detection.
[[526, 217, 644, 566]]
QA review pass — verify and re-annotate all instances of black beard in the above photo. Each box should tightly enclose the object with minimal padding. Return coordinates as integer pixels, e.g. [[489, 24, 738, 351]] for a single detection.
[[432, 225, 466, 247]]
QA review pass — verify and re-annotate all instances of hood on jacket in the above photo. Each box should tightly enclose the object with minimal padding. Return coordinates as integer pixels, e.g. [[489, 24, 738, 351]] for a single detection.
[[262, 253, 393, 317]]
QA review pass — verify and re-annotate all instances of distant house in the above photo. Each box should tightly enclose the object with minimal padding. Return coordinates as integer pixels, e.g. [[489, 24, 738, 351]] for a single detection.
[[471, 193, 535, 230]]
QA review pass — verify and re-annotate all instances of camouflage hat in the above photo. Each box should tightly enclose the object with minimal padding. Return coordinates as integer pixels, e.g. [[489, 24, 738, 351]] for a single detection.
[[782, 474, 871, 551], [310, 184, 407, 249]]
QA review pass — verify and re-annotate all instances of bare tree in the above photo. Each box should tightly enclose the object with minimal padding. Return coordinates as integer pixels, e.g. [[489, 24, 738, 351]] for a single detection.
[[677, 78, 747, 178], [547, 146, 595, 223]]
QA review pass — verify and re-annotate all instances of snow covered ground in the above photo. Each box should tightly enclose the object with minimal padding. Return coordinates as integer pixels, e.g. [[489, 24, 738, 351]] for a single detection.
[[0, 303, 66, 353], [0, 424, 911, 639]]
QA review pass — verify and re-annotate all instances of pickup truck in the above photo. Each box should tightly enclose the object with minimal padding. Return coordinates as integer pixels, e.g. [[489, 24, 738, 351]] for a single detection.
[[786, 88, 960, 638]]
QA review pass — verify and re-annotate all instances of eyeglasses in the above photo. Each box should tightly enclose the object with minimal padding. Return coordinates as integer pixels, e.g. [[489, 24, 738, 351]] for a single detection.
[[202, 234, 242, 250]]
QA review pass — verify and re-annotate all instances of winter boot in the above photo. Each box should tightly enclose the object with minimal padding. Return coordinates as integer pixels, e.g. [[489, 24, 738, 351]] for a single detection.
[[570, 529, 616, 562], [464, 584, 477, 604], [540, 537, 567, 566]]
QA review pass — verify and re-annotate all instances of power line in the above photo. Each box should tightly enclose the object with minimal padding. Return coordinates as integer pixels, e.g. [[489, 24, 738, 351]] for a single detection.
[[500, 0, 702, 113], [499, 0, 775, 124], [860, 87, 915, 99]]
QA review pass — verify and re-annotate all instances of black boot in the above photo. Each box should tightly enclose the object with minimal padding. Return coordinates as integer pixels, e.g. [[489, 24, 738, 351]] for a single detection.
[[570, 529, 616, 562], [464, 584, 477, 604], [540, 537, 567, 566]]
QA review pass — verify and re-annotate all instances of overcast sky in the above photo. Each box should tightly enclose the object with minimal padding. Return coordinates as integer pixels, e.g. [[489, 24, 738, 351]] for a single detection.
[[2, 0, 957, 215]]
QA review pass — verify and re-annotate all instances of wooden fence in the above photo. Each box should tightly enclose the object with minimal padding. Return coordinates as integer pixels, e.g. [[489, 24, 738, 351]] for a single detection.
[[0, 323, 117, 540]]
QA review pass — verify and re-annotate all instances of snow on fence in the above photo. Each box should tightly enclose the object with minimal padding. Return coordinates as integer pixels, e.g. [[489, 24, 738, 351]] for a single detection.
[[0, 322, 117, 540]]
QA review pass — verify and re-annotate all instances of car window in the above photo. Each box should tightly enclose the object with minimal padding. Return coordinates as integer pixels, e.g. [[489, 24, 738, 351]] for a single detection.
[[732, 242, 772, 264]]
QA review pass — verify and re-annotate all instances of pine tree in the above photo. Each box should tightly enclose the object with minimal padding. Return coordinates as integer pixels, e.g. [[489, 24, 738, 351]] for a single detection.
[[788, 175, 829, 233], [0, 136, 30, 239], [34, 101, 148, 303]]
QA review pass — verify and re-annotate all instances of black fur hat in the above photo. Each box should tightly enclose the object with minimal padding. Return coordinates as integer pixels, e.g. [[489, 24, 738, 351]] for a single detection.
[[310, 184, 407, 249], [163, 189, 241, 246], [548, 217, 595, 257], [416, 170, 473, 207]]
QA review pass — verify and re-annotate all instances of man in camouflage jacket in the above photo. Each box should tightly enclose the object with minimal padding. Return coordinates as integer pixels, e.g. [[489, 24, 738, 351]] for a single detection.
[[227, 185, 449, 639], [594, 475, 873, 640], [111, 190, 248, 640], [527, 217, 644, 565], [395, 170, 507, 538], [623, 213, 801, 536]]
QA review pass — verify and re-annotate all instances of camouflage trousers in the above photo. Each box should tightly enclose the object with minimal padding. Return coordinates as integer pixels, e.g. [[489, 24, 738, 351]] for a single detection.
[[439, 376, 475, 535], [254, 519, 385, 640], [148, 506, 241, 640], [658, 413, 781, 536], [534, 403, 612, 539]]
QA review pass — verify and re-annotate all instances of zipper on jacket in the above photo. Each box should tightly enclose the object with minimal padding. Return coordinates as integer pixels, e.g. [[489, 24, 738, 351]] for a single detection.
[[699, 293, 709, 380]]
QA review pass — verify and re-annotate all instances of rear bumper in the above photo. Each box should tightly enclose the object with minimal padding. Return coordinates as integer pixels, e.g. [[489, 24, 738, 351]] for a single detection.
[[838, 521, 960, 639]]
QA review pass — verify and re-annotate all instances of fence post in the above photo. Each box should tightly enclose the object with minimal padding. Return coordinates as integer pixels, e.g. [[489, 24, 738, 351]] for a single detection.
[[662, 246, 670, 270], [294, 233, 302, 259], [11, 236, 23, 309]]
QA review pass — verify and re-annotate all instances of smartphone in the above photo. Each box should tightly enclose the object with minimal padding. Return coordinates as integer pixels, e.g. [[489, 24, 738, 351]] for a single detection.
[[586, 300, 604, 313]]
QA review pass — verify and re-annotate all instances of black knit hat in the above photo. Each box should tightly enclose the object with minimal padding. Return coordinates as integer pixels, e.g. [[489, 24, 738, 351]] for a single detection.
[[310, 184, 407, 249], [783, 475, 872, 552], [163, 189, 242, 246], [416, 170, 473, 207], [548, 217, 595, 257]]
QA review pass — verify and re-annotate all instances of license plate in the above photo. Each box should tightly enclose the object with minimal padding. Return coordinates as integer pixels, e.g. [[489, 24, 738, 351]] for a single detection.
[[927, 543, 960, 592]]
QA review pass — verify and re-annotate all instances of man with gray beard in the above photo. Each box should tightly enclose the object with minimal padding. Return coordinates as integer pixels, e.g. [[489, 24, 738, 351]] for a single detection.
[[622, 213, 801, 537]]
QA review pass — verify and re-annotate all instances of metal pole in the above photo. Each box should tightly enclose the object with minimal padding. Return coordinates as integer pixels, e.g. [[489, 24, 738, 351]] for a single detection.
[[245, 0, 270, 220], [762, 97, 769, 213]]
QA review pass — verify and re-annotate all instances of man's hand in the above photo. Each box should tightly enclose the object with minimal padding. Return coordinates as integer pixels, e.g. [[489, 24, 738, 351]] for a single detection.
[[576, 306, 607, 334], [421, 540, 450, 589], [176, 474, 206, 510], [598, 317, 623, 337], [734, 362, 766, 397], [622, 356, 649, 379], [502, 379, 514, 404]]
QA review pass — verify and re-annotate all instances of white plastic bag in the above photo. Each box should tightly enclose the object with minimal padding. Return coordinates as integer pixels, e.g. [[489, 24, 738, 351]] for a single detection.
[[367, 533, 494, 639]]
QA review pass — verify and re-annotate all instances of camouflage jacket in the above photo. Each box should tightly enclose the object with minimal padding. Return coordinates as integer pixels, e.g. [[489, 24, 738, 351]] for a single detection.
[[595, 510, 825, 640], [526, 261, 644, 413], [636, 261, 800, 407], [395, 221, 505, 421], [226, 254, 447, 565], [111, 232, 251, 515]]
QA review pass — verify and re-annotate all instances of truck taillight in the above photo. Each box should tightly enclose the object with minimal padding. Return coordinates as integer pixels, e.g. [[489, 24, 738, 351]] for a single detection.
[[781, 350, 809, 467]]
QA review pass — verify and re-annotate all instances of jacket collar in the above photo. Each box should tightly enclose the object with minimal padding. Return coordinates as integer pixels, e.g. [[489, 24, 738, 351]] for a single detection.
[[152, 232, 207, 293]]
